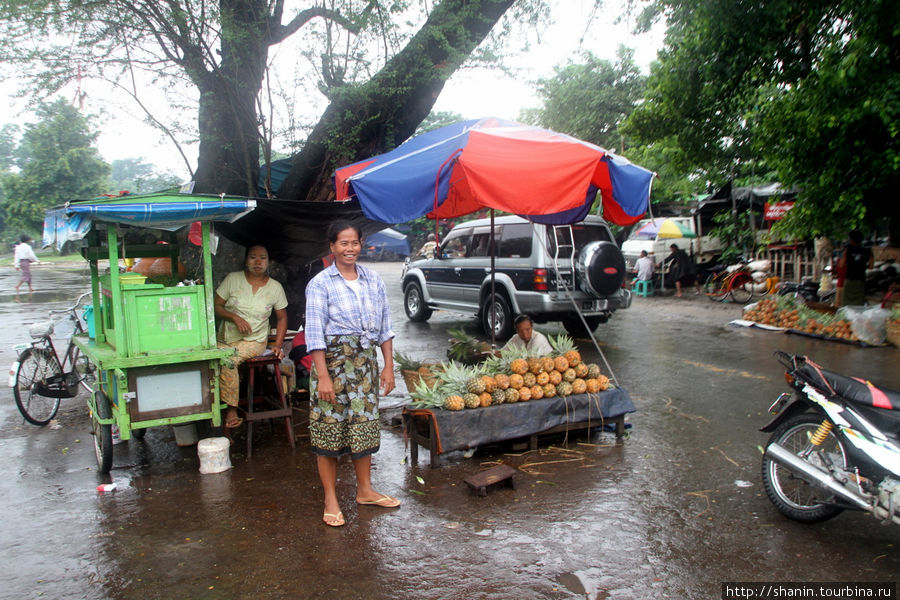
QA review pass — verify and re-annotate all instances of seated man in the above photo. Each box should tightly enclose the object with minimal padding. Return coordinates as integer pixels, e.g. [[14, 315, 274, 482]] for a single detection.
[[501, 314, 552, 356], [634, 250, 654, 281]]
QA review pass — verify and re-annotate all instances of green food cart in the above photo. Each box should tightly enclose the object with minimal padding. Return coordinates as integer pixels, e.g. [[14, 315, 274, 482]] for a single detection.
[[43, 192, 257, 473]]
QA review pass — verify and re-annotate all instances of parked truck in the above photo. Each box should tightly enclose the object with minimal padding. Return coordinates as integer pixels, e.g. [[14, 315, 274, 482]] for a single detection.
[[621, 216, 724, 277]]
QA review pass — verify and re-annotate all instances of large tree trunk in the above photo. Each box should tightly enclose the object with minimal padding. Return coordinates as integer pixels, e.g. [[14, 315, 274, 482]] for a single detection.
[[192, 0, 270, 196], [277, 0, 516, 202]]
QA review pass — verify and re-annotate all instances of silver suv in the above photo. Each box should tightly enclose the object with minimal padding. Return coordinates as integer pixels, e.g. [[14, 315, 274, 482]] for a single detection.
[[401, 215, 631, 339]]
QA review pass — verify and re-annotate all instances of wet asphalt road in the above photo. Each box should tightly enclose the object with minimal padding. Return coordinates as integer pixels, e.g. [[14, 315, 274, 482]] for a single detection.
[[0, 261, 897, 600]]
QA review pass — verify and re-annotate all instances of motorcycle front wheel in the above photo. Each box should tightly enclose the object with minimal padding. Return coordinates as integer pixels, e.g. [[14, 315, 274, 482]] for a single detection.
[[761, 412, 847, 523]]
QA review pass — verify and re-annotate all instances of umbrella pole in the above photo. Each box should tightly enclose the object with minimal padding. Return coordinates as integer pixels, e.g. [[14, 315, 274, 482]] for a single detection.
[[490, 209, 496, 349]]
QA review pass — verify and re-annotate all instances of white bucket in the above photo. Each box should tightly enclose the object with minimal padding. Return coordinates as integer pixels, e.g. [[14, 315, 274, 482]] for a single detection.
[[198, 437, 232, 474]]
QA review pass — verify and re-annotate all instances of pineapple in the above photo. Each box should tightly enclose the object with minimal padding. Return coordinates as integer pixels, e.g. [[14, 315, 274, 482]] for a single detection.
[[493, 373, 510, 390], [466, 377, 486, 395], [539, 356, 555, 373], [585, 378, 600, 394], [562, 368, 576, 383], [549, 333, 581, 367], [597, 375, 610, 390], [574, 363, 589, 379], [518, 386, 532, 402], [445, 395, 465, 410], [492, 389, 506, 405], [479, 392, 493, 407], [553, 355, 569, 372], [481, 375, 496, 393], [504, 388, 520, 403], [530, 384, 544, 400], [523, 372, 536, 387], [586, 363, 602, 379], [542, 383, 557, 398], [510, 358, 529, 375], [572, 378, 587, 395], [556, 381, 573, 397], [463, 393, 481, 409], [536, 371, 550, 385], [527, 357, 542, 375], [435, 361, 473, 399], [509, 373, 524, 389], [548, 370, 562, 385], [409, 379, 444, 409]]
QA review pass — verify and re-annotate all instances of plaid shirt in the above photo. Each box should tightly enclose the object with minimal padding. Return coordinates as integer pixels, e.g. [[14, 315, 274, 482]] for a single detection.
[[304, 263, 394, 352]]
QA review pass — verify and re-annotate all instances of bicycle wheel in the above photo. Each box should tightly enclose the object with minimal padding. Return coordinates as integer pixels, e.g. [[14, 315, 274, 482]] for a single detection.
[[729, 272, 754, 304], [92, 390, 113, 474], [14, 348, 63, 426], [704, 272, 729, 301]]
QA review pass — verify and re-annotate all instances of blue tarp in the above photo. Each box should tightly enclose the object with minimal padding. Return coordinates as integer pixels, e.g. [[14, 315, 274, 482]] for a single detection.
[[365, 228, 410, 256], [43, 192, 256, 250]]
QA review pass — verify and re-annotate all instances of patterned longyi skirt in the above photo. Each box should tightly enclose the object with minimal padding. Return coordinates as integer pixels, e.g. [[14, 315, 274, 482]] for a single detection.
[[309, 334, 381, 459]]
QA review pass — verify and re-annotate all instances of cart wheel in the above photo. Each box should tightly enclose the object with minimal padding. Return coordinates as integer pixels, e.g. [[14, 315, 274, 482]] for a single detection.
[[131, 428, 146, 441], [92, 391, 113, 474]]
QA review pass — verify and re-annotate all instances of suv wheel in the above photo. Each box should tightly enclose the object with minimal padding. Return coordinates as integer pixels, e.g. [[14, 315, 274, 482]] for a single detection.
[[481, 293, 513, 340], [404, 282, 433, 322], [562, 315, 606, 337]]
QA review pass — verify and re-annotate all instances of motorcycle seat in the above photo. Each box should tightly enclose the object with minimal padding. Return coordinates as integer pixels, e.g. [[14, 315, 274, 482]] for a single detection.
[[797, 364, 900, 411]]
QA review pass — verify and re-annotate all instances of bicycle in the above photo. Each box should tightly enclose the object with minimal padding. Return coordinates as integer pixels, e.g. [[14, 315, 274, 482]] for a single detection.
[[12, 292, 96, 426], [703, 262, 755, 303]]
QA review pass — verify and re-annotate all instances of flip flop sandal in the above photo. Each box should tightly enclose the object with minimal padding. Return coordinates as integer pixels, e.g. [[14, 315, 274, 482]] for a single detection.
[[224, 416, 243, 429], [357, 494, 401, 508], [323, 511, 345, 527]]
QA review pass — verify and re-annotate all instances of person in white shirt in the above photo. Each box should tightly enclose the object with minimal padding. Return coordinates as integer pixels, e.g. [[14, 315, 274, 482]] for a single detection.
[[634, 250, 655, 281], [501, 314, 553, 356], [14, 235, 40, 296]]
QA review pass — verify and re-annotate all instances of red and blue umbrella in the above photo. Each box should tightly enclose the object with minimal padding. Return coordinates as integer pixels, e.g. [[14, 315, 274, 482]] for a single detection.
[[335, 118, 653, 225]]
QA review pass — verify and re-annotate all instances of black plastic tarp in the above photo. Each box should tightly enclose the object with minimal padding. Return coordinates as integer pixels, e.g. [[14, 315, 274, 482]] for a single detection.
[[404, 388, 635, 453]]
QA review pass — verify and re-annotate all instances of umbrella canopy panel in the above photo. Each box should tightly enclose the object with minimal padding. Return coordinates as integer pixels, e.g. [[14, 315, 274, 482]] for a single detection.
[[335, 118, 654, 226]]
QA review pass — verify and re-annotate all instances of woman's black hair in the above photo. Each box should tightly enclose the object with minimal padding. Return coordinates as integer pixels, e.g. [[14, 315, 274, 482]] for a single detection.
[[243, 243, 269, 263], [514, 314, 533, 327], [326, 220, 362, 244], [20, 234, 31, 244]]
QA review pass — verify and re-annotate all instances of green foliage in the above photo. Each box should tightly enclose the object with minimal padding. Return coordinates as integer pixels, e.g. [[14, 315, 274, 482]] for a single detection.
[[522, 47, 646, 151], [108, 158, 182, 195], [626, 0, 900, 241], [0, 99, 109, 237], [710, 210, 755, 263]]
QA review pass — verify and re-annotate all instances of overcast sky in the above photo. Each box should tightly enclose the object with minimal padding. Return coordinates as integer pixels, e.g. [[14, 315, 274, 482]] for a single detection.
[[5, 1, 666, 181]]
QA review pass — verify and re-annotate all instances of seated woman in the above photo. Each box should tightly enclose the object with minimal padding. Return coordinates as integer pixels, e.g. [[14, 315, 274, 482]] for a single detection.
[[214, 244, 288, 428]]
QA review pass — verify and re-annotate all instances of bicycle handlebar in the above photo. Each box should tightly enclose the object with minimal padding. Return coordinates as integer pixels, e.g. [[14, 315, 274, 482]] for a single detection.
[[47, 291, 92, 317]]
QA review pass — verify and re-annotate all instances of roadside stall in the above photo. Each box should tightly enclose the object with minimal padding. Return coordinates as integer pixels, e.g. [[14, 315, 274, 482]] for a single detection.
[[43, 192, 256, 473], [334, 118, 652, 465]]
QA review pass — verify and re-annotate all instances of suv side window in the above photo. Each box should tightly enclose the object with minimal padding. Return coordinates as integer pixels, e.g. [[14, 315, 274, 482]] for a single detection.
[[547, 224, 613, 258], [441, 228, 471, 258], [499, 223, 533, 258], [470, 226, 496, 257]]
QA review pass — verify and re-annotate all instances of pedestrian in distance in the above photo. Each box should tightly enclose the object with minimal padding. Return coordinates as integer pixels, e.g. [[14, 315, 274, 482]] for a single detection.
[[214, 244, 288, 430], [417, 233, 437, 259], [14, 234, 40, 300], [305, 220, 398, 527], [837, 229, 873, 306], [634, 250, 655, 282], [665, 244, 701, 297]]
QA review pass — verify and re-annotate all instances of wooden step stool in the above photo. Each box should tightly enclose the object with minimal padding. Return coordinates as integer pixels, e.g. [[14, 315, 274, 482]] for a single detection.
[[241, 355, 295, 458], [463, 464, 517, 497]]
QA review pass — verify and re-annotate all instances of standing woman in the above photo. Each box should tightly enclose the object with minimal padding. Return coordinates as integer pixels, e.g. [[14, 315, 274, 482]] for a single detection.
[[214, 244, 288, 429], [305, 221, 397, 527]]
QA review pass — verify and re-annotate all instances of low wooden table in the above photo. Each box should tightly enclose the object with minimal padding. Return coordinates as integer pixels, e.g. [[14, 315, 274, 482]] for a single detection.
[[403, 388, 635, 468]]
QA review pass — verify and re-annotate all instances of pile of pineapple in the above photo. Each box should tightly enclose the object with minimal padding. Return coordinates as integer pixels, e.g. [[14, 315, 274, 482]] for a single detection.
[[409, 334, 611, 411]]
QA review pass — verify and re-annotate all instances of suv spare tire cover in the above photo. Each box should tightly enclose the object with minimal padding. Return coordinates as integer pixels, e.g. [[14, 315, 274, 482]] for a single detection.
[[577, 241, 626, 296]]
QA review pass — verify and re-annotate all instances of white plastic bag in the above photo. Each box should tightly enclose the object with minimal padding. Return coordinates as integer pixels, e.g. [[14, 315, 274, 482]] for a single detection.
[[837, 306, 891, 345]]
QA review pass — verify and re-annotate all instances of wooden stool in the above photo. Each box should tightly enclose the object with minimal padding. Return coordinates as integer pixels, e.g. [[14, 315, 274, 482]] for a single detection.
[[463, 464, 517, 496], [241, 355, 295, 458]]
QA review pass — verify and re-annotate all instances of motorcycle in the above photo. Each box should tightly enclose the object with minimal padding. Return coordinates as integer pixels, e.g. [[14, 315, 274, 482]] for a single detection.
[[760, 352, 900, 525]]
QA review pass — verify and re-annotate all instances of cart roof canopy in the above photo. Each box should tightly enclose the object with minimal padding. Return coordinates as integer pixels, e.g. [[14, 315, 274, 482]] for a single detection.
[[43, 192, 256, 250]]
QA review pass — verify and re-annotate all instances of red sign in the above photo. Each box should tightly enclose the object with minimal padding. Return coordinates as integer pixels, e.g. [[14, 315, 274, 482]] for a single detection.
[[764, 201, 795, 221]]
